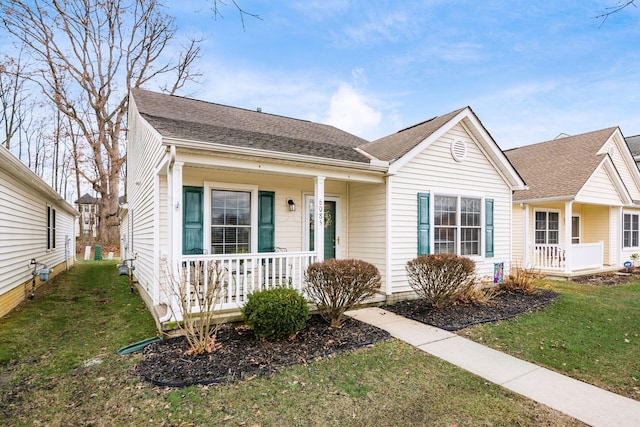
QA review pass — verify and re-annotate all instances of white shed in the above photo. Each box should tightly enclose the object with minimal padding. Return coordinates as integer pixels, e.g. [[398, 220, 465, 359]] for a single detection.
[[0, 145, 78, 318]]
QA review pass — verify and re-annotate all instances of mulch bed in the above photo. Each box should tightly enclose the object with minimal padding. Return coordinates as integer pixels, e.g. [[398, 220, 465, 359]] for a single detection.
[[138, 315, 390, 387], [137, 289, 562, 387], [384, 289, 560, 331], [571, 271, 640, 286]]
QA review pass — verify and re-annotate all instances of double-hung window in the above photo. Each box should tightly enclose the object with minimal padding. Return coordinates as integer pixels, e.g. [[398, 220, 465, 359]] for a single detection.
[[534, 211, 559, 245], [623, 213, 639, 248], [432, 195, 482, 256], [211, 190, 251, 254]]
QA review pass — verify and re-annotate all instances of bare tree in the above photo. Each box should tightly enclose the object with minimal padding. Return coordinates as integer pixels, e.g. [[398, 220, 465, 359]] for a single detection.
[[596, 1, 638, 25], [209, 0, 261, 29], [0, 51, 29, 150], [1, 0, 201, 244]]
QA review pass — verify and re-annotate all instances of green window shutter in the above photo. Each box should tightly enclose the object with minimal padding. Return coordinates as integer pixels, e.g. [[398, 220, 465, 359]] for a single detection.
[[485, 198, 494, 258], [182, 186, 204, 255], [418, 193, 430, 255], [258, 191, 275, 252]]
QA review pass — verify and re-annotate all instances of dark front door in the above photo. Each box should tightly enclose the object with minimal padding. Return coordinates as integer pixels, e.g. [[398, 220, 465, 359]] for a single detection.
[[309, 200, 336, 260]]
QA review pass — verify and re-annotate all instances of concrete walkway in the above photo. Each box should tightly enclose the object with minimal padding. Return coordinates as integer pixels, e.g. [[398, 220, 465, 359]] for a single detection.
[[346, 307, 640, 427]]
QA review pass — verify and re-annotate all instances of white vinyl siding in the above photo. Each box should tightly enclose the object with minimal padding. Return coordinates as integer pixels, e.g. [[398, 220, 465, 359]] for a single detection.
[[577, 166, 624, 205], [125, 97, 167, 304], [389, 123, 513, 292], [604, 135, 640, 201], [0, 149, 76, 318], [348, 181, 386, 290]]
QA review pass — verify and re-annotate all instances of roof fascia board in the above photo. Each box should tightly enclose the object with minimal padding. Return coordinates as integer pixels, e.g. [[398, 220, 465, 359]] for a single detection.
[[0, 146, 79, 216], [129, 96, 164, 142], [176, 151, 386, 184], [458, 118, 527, 190], [165, 137, 389, 175], [513, 196, 576, 204], [611, 128, 640, 193], [576, 156, 632, 206], [387, 109, 469, 174]]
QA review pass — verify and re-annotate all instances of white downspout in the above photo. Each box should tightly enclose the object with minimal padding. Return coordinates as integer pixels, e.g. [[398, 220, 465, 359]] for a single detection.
[[159, 146, 178, 323], [385, 175, 393, 296]]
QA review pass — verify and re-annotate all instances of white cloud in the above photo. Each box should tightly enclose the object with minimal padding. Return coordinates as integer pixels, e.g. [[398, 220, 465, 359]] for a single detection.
[[324, 83, 382, 139]]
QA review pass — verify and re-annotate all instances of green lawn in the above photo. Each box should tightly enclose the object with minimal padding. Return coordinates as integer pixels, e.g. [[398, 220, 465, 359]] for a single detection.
[[0, 262, 586, 426], [462, 279, 640, 400]]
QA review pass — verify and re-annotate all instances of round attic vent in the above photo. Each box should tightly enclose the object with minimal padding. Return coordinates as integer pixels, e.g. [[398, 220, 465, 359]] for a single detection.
[[451, 139, 467, 162]]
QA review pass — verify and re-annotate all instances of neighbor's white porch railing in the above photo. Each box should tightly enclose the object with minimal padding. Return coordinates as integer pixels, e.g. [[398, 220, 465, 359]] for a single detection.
[[569, 242, 603, 271], [178, 251, 318, 311], [530, 242, 603, 271]]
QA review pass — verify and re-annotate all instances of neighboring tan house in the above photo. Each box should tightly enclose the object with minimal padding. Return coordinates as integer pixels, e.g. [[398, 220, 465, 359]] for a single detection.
[[505, 127, 640, 277], [123, 88, 525, 329], [0, 145, 78, 318]]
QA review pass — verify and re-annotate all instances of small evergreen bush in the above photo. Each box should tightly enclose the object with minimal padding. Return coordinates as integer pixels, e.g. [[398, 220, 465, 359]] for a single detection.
[[241, 287, 309, 340], [406, 253, 476, 309], [305, 259, 381, 327]]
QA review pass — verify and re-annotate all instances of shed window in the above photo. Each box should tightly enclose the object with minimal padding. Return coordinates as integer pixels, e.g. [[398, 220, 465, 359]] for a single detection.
[[47, 206, 56, 250]]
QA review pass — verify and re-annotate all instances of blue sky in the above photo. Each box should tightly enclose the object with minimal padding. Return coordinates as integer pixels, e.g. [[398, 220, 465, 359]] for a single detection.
[[162, 1, 640, 149]]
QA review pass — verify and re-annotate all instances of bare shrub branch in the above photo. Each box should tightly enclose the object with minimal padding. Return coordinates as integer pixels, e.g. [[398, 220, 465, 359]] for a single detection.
[[305, 259, 381, 328], [162, 260, 225, 355], [406, 254, 477, 309]]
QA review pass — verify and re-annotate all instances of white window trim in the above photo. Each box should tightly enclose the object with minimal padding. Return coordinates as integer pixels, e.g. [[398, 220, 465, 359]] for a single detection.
[[622, 211, 640, 249], [431, 192, 485, 259], [533, 208, 561, 245], [203, 182, 259, 253]]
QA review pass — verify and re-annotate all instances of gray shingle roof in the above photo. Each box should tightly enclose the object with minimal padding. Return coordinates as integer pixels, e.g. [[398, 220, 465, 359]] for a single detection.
[[358, 107, 467, 162], [130, 88, 372, 163], [505, 127, 617, 201], [626, 135, 640, 157]]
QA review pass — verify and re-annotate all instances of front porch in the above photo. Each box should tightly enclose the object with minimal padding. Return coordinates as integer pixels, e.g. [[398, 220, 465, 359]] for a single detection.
[[518, 200, 622, 277]]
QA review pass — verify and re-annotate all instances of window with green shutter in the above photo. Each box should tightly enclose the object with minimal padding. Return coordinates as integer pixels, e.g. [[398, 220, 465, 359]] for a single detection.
[[182, 186, 204, 255], [258, 191, 275, 252], [485, 198, 494, 257], [417, 193, 430, 255]]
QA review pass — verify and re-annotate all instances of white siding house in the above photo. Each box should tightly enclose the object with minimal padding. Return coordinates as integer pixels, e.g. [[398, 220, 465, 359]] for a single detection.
[[506, 127, 640, 277], [125, 89, 525, 329], [0, 145, 78, 318]]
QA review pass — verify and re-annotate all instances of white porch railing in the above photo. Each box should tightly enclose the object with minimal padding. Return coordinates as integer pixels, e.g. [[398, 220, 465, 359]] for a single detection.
[[569, 242, 603, 271], [177, 251, 318, 312], [530, 243, 603, 271], [531, 244, 565, 269]]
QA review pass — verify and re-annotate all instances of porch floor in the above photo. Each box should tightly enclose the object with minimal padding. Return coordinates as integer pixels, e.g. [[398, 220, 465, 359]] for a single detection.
[[540, 265, 624, 281]]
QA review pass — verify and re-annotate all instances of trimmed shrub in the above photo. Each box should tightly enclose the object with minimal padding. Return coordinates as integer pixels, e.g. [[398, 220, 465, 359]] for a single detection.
[[406, 254, 476, 309], [305, 259, 381, 328], [241, 287, 309, 340]]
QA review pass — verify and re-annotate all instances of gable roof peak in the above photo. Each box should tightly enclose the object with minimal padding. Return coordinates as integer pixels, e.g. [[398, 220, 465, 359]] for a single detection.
[[358, 106, 468, 162]]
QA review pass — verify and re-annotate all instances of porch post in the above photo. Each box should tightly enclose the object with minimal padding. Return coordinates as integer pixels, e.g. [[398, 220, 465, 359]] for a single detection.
[[314, 176, 325, 262], [564, 201, 573, 273], [170, 162, 184, 265], [613, 206, 622, 266], [522, 204, 529, 267]]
